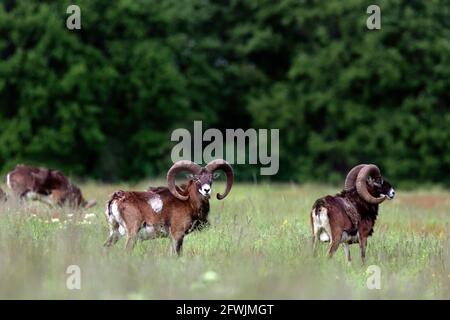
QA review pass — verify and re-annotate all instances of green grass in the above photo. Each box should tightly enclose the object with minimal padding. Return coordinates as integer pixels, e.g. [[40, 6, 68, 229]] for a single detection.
[[0, 181, 448, 299]]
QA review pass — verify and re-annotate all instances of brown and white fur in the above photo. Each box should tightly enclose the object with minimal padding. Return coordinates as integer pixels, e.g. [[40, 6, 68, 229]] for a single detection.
[[311, 164, 395, 265], [6, 164, 96, 209], [103, 160, 233, 255]]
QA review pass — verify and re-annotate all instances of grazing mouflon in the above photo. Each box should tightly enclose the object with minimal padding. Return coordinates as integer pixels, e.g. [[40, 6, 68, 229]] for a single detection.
[[6, 164, 96, 208]]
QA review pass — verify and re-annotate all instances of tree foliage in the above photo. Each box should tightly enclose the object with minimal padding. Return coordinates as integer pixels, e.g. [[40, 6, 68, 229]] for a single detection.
[[0, 0, 449, 186]]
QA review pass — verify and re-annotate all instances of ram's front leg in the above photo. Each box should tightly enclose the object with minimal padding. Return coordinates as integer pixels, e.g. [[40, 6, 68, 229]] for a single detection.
[[171, 234, 185, 256], [169, 219, 191, 256], [169, 229, 185, 257], [343, 243, 351, 263], [358, 234, 368, 266]]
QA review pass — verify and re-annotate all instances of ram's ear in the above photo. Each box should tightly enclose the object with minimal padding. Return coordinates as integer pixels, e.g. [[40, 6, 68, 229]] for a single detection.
[[186, 174, 196, 180], [367, 176, 374, 185], [213, 172, 221, 180], [373, 178, 382, 188]]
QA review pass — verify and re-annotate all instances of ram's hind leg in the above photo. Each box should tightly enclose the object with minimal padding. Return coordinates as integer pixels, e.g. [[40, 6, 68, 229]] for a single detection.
[[327, 241, 340, 258], [327, 230, 342, 258], [104, 220, 121, 247], [125, 223, 140, 252], [118, 205, 144, 252], [104, 201, 123, 247]]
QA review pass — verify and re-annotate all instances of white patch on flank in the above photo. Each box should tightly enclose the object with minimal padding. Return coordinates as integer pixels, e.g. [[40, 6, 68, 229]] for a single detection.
[[312, 207, 332, 242], [148, 194, 163, 213], [6, 173, 12, 189]]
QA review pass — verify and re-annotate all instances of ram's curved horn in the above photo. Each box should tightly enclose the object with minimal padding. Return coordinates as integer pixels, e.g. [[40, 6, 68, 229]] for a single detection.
[[167, 161, 202, 201], [344, 164, 368, 191], [205, 159, 234, 200], [355, 164, 386, 204]]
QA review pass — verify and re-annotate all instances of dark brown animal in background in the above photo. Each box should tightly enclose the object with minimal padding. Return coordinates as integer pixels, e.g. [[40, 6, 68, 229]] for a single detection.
[[0, 187, 6, 202], [310, 164, 395, 265], [104, 159, 234, 255], [6, 164, 96, 209]]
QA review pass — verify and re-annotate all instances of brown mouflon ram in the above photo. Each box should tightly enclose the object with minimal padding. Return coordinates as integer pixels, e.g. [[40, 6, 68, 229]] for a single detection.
[[104, 159, 234, 255], [6, 164, 96, 209], [311, 164, 395, 264]]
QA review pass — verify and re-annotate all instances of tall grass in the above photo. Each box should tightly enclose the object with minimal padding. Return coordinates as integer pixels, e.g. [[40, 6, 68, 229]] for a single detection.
[[0, 182, 448, 299]]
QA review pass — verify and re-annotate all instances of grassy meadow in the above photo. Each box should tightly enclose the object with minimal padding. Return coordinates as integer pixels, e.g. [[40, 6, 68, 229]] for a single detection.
[[0, 181, 448, 299]]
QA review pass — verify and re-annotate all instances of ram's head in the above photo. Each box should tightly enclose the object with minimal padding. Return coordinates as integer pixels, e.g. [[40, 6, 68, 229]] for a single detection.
[[344, 164, 395, 204], [167, 159, 234, 201]]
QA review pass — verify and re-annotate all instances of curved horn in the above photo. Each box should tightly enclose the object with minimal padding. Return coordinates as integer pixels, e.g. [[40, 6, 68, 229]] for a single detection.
[[356, 164, 386, 204], [167, 160, 202, 201], [344, 164, 368, 191], [205, 159, 234, 200]]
